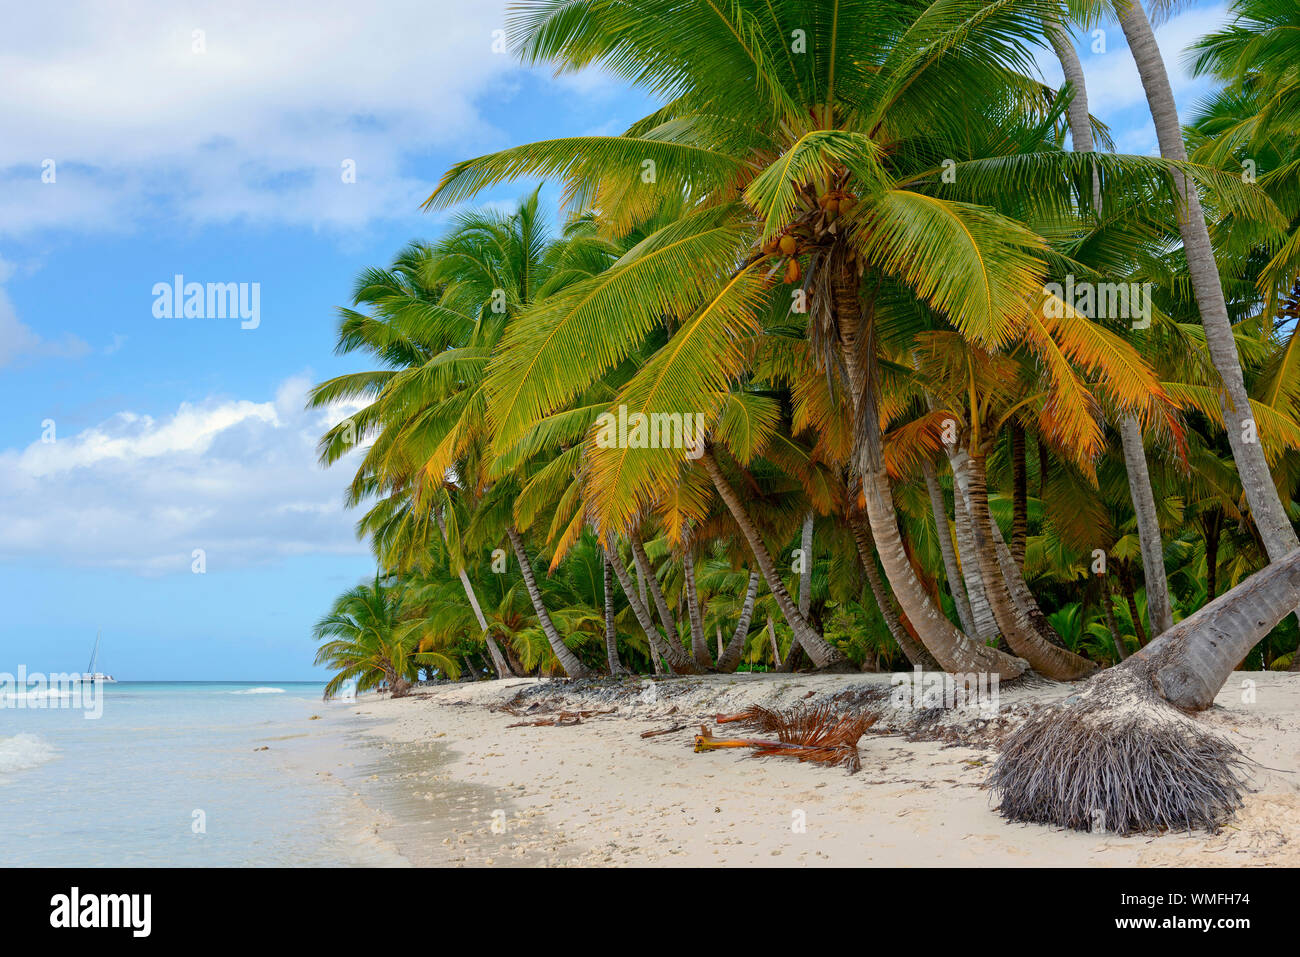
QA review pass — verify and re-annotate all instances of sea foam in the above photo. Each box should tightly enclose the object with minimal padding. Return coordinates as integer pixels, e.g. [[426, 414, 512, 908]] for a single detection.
[[230, 687, 286, 695], [0, 734, 57, 774]]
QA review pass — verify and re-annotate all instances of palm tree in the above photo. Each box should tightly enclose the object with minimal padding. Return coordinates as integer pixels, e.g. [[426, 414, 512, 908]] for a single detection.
[[1110, 0, 1299, 586], [427, 0, 1261, 679], [313, 577, 458, 699], [1047, 21, 1175, 637]]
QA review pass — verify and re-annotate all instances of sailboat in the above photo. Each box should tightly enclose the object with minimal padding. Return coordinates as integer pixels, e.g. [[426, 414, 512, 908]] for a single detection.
[[78, 631, 116, 683]]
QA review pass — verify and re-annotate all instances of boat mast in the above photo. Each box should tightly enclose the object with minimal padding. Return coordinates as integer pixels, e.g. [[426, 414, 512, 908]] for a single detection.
[[87, 630, 101, 674]]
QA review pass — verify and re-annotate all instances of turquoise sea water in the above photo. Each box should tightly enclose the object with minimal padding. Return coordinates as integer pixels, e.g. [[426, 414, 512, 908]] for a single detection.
[[0, 681, 409, 867]]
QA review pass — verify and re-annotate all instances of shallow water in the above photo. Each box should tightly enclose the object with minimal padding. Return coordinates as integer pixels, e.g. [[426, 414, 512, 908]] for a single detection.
[[0, 681, 406, 866]]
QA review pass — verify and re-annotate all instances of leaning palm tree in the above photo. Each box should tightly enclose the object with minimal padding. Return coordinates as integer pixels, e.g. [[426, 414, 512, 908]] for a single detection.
[[313, 190, 614, 678], [1102, 0, 1300, 591], [312, 577, 458, 699], [427, 0, 1260, 679]]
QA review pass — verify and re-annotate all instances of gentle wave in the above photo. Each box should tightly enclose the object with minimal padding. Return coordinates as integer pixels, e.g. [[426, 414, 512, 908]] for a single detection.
[[0, 689, 74, 703], [0, 734, 58, 774], [230, 687, 286, 695]]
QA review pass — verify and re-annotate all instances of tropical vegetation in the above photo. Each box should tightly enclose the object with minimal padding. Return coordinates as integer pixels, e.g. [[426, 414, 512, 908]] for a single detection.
[[310, 0, 1300, 831]]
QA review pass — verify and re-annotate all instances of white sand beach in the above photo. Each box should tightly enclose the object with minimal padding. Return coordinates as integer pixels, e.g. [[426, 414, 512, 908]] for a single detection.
[[328, 671, 1300, 867]]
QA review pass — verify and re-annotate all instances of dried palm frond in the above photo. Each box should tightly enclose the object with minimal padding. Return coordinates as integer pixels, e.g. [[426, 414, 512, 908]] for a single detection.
[[697, 704, 875, 772]]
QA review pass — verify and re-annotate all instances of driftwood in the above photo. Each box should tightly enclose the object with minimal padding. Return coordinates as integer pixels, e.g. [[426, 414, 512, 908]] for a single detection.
[[640, 723, 691, 738], [506, 708, 616, 728]]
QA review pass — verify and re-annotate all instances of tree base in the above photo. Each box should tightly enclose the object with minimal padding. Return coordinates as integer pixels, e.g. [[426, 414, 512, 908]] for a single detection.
[[989, 668, 1247, 835]]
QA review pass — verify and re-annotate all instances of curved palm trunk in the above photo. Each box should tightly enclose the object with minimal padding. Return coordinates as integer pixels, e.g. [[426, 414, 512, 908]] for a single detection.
[[848, 511, 941, 670], [833, 267, 1023, 677], [921, 460, 976, 636], [1117, 1, 1300, 587], [962, 451, 1097, 680], [858, 459, 1026, 678], [607, 543, 693, 675], [1132, 547, 1300, 710], [682, 546, 713, 669], [716, 571, 760, 673], [504, 527, 592, 679], [602, 553, 628, 675], [630, 536, 701, 673], [434, 507, 511, 679], [699, 450, 846, 667], [1049, 25, 1175, 639]]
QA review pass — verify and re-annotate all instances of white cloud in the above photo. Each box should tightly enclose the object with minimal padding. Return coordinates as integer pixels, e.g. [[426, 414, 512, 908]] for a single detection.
[[1033, 3, 1229, 152], [0, 375, 371, 574], [0, 0, 550, 234]]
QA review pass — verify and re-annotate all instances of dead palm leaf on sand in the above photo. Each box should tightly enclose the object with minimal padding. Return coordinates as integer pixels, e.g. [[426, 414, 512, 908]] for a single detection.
[[695, 704, 875, 772]]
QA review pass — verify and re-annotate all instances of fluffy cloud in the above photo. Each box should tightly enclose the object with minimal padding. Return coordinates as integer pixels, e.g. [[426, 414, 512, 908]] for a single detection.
[[0, 0, 534, 234], [1034, 3, 1229, 153], [0, 376, 371, 574]]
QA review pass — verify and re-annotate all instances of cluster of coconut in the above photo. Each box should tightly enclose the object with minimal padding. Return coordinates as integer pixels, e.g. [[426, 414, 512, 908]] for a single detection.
[[761, 191, 858, 284], [818, 190, 857, 216]]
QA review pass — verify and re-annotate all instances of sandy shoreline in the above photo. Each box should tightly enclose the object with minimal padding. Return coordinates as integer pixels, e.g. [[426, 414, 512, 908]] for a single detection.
[[322, 672, 1298, 867]]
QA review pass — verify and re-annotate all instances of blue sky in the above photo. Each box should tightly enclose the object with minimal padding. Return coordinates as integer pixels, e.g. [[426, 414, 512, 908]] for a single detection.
[[0, 0, 1231, 679]]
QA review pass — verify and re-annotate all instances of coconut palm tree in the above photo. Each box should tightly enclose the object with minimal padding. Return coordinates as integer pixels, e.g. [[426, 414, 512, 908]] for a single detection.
[[1105, 0, 1300, 595], [312, 577, 459, 699], [425, 0, 1264, 680]]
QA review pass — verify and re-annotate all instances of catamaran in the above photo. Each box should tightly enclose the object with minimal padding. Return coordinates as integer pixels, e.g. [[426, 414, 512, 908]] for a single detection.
[[78, 631, 116, 683]]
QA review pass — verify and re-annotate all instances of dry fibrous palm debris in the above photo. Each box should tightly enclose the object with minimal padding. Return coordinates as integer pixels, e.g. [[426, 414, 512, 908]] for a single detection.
[[989, 670, 1249, 835], [696, 704, 875, 772]]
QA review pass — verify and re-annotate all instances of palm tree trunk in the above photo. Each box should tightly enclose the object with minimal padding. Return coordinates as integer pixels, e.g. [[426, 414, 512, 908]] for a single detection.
[[950, 463, 1001, 639], [921, 459, 976, 635], [602, 553, 628, 674], [699, 450, 846, 667], [778, 511, 817, 673], [1098, 568, 1128, 661], [857, 457, 1026, 678], [1117, 1, 1300, 577], [1119, 416, 1175, 636], [629, 536, 701, 673], [833, 266, 1023, 677], [682, 546, 713, 669], [962, 450, 1097, 680], [948, 446, 1072, 655], [766, 616, 781, 668], [1011, 424, 1028, 569], [716, 571, 760, 673], [1051, 22, 1177, 640], [849, 510, 941, 669], [434, 506, 511, 679], [1204, 510, 1222, 602], [798, 510, 814, 617], [607, 543, 692, 674], [504, 527, 592, 679], [1132, 547, 1300, 710]]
